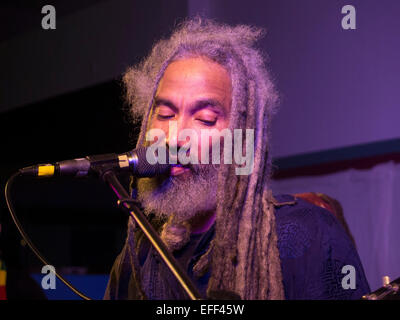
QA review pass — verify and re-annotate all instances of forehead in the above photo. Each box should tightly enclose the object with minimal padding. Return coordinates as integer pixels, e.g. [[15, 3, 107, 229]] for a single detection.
[[155, 57, 232, 109]]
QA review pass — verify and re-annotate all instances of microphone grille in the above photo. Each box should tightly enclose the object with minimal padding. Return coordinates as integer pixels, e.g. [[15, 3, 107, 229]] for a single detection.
[[132, 147, 170, 177]]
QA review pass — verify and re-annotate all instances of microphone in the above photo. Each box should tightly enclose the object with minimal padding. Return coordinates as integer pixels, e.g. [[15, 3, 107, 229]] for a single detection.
[[19, 147, 170, 178]]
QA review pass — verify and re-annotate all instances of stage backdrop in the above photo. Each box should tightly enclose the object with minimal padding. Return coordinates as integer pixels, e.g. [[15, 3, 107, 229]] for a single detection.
[[271, 160, 400, 291], [189, 0, 400, 158]]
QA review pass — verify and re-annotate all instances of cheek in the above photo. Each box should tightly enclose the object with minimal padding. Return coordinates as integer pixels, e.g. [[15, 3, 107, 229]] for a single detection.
[[149, 117, 165, 130], [196, 132, 228, 163], [196, 121, 230, 163], [145, 118, 170, 145]]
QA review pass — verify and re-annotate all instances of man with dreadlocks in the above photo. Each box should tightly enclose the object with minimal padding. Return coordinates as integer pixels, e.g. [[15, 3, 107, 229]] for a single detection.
[[104, 18, 370, 300]]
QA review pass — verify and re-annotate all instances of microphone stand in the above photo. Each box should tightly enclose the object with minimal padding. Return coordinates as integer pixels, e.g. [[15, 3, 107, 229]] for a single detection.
[[97, 168, 203, 300]]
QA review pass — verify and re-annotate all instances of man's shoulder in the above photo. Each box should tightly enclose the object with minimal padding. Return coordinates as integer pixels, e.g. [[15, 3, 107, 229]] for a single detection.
[[272, 193, 338, 228], [272, 194, 347, 258], [272, 194, 371, 299]]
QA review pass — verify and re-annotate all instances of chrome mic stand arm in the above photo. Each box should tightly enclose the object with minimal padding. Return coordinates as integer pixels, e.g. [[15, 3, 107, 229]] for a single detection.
[[98, 168, 203, 300]]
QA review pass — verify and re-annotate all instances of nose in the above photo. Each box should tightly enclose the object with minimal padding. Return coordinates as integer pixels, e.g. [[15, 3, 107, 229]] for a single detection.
[[166, 118, 192, 162], [166, 118, 191, 149]]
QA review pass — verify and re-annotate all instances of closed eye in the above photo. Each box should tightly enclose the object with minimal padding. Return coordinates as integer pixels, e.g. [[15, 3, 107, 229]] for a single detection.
[[157, 114, 175, 120], [197, 119, 217, 126]]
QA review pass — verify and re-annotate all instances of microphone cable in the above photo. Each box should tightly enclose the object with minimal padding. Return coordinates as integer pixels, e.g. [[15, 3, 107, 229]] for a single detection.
[[5, 171, 92, 300]]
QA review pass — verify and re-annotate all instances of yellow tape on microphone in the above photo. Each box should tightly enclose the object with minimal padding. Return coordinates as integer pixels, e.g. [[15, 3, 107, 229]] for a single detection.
[[38, 165, 55, 177]]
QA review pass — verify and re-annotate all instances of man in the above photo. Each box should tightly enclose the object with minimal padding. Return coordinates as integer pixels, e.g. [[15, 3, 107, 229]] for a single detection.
[[104, 18, 370, 300]]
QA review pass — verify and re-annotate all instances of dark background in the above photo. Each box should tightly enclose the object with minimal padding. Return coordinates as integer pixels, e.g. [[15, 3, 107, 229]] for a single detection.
[[0, 0, 188, 299], [0, 78, 140, 298]]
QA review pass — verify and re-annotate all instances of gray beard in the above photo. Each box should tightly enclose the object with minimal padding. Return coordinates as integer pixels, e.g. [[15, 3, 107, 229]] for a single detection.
[[136, 164, 219, 224]]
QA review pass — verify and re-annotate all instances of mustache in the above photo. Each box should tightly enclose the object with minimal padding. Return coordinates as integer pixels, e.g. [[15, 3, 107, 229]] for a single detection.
[[166, 144, 220, 174], [136, 145, 220, 226]]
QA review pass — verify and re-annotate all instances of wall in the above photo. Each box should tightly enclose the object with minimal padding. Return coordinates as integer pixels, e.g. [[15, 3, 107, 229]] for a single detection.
[[0, 0, 187, 112], [189, 0, 400, 158]]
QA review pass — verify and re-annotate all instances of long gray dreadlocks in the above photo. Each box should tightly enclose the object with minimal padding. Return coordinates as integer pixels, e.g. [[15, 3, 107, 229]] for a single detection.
[[123, 17, 283, 300]]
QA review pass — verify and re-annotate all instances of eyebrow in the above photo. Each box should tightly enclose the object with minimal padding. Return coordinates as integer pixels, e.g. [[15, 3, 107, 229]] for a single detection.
[[153, 98, 179, 112], [154, 97, 226, 115]]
